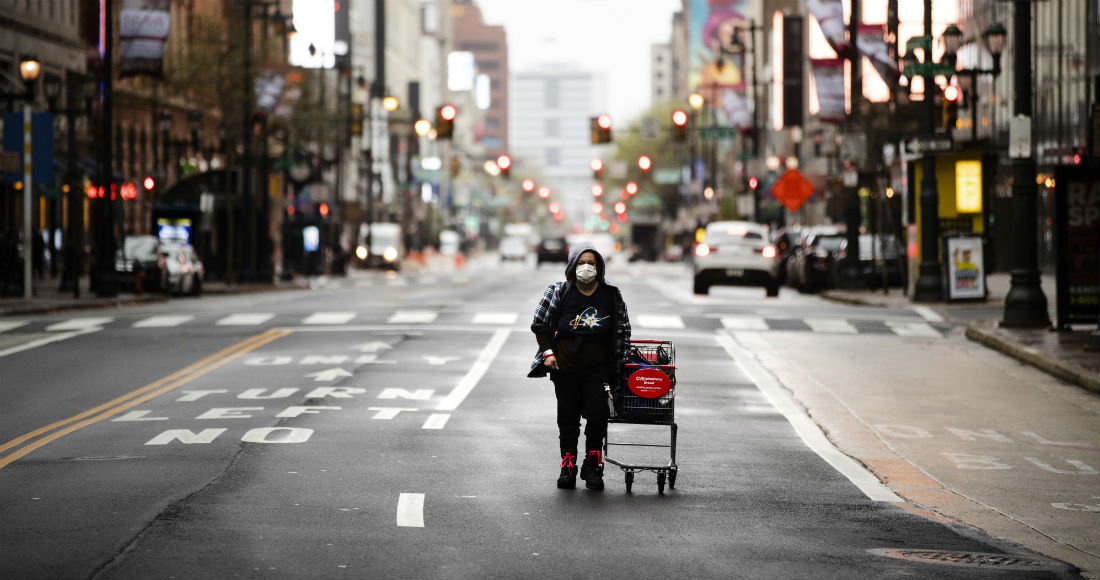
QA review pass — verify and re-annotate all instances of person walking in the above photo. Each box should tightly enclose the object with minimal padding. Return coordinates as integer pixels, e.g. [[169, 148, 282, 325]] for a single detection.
[[528, 245, 631, 491]]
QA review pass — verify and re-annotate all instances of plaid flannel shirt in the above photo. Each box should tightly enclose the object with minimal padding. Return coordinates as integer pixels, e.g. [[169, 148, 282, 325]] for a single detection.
[[527, 280, 631, 379]]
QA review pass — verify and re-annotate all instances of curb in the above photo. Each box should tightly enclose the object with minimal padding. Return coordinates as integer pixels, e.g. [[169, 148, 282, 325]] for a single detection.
[[964, 324, 1100, 394]]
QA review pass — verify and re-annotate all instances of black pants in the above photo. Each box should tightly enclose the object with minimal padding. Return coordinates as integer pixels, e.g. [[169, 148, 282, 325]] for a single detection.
[[551, 369, 609, 455]]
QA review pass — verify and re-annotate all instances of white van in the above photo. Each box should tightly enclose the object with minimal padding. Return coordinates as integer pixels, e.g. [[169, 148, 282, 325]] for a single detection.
[[356, 223, 403, 270]]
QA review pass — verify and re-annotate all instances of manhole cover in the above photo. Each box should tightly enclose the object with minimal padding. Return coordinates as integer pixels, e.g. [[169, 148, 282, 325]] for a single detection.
[[869, 549, 1054, 570]]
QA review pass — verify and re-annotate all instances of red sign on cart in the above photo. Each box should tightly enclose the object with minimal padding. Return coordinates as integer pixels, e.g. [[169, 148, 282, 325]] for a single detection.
[[628, 368, 671, 398]]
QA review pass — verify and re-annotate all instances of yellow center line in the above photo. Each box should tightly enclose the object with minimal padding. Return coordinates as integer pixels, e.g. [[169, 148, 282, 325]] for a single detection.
[[0, 329, 291, 470]]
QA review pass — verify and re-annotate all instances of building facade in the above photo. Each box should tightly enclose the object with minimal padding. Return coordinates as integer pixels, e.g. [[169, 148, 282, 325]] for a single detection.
[[452, 0, 508, 160]]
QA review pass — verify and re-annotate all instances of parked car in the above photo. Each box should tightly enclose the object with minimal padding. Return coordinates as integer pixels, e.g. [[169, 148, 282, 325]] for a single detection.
[[692, 221, 780, 297], [498, 235, 530, 261], [536, 236, 569, 265], [115, 235, 166, 293], [789, 233, 847, 293], [163, 244, 204, 296], [832, 234, 906, 289]]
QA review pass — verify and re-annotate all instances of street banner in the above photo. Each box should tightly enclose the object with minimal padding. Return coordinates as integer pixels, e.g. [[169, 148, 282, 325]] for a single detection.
[[804, 0, 847, 55], [810, 58, 845, 124], [119, 0, 171, 78], [2, 112, 54, 185], [945, 235, 985, 301], [1054, 165, 1100, 328], [687, 0, 751, 128], [857, 24, 900, 87]]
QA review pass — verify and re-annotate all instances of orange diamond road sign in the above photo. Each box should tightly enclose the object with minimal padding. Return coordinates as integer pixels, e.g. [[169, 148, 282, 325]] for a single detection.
[[770, 169, 815, 212]]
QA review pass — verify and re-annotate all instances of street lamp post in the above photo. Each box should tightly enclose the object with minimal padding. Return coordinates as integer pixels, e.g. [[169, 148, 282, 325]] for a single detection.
[[45, 72, 94, 298], [17, 55, 42, 300], [901, 0, 961, 302], [1001, 2, 1050, 327]]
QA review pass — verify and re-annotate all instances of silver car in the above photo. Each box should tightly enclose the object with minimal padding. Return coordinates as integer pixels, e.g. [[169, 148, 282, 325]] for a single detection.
[[692, 221, 780, 297], [163, 244, 204, 296]]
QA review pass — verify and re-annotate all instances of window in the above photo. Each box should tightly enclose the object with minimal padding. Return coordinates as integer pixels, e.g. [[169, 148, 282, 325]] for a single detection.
[[546, 147, 560, 167], [544, 79, 559, 109]]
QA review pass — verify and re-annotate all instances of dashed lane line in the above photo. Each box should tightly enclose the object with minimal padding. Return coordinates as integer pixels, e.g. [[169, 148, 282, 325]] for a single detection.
[[133, 315, 195, 328], [396, 493, 425, 527]]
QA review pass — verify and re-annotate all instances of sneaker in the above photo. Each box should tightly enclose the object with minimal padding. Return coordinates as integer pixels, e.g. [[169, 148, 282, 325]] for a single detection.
[[557, 451, 577, 489], [580, 450, 604, 491]]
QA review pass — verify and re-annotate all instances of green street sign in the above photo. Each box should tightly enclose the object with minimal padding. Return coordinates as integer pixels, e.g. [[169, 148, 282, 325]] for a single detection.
[[698, 126, 737, 141]]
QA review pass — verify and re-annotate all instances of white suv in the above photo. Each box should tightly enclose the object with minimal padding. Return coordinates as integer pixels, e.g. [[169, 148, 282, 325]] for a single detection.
[[692, 221, 780, 297]]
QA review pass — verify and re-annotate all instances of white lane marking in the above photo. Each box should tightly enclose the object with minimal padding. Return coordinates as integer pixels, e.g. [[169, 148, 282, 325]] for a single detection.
[[716, 332, 903, 503], [397, 493, 425, 527], [885, 321, 941, 337], [472, 312, 518, 325], [422, 413, 451, 430], [388, 310, 438, 324], [304, 312, 356, 325], [637, 314, 685, 329], [806, 318, 857, 334], [0, 330, 87, 358], [911, 305, 944, 323], [0, 321, 28, 333], [47, 317, 113, 331], [133, 315, 194, 328], [217, 313, 275, 326], [437, 328, 511, 411], [720, 316, 768, 331]]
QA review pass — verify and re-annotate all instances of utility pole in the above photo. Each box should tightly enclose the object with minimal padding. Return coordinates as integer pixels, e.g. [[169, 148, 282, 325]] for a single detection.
[[95, 0, 118, 297], [840, 0, 864, 288], [241, 0, 255, 283]]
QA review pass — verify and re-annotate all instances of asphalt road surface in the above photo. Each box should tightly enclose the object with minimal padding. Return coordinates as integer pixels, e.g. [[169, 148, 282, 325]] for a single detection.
[[0, 257, 1087, 579]]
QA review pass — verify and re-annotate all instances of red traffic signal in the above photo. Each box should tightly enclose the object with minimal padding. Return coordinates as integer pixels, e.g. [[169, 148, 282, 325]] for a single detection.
[[590, 114, 612, 144], [590, 157, 604, 180], [748, 176, 759, 190], [591, 183, 604, 198], [613, 201, 627, 214], [521, 178, 535, 193], [436, 105, 456, 139], [943, 85, 960, 102], [637, 155, 652, 171], [440, 104, 457, 120], [496, 154, 512, 178], [625, 181, 638, 195], [671, 109, 688, 142]]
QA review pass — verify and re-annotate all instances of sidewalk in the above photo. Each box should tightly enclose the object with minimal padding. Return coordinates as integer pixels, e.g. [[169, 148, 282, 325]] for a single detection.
[[822, 272, 1100, 394], [0, 274, 311, 317]]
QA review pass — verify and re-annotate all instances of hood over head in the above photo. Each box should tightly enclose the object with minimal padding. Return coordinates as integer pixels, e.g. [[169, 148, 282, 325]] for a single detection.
[[565, 244, 607, 283]]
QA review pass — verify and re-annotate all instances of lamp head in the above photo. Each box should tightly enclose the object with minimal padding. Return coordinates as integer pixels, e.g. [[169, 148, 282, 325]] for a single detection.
[[19, 55, 41, 83], [941, 24, 963, 59], [983, 22, 1006, 57]]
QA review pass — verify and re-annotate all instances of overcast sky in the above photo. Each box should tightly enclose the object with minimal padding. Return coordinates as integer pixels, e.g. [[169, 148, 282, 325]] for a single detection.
[[475, 0, 682, 124]]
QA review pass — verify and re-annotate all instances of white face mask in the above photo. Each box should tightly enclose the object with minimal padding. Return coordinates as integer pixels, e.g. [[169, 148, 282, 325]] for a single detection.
[[576, 264, 598, 284]]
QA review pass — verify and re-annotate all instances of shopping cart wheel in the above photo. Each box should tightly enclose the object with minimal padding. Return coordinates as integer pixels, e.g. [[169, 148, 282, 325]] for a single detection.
[[625, 471, 634, 493], [668, 468, 677, 489], [657, 472, 666, 494]]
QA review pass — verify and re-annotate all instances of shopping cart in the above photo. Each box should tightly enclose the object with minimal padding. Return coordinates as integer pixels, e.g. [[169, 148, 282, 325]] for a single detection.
[[605, 339, 678, 494]]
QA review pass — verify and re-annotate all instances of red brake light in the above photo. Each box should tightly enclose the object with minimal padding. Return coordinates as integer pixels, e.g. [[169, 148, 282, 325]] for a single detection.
[[762, 245, 777, 259], [695, 243, 711, 257]]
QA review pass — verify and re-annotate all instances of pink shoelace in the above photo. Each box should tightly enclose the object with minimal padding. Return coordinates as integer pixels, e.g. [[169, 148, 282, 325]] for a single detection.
[[586, 450, 602, 465], [561, 453, 576, 473]]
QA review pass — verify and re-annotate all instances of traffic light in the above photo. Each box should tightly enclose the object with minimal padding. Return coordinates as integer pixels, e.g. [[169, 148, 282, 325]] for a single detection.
[[496, 154, 512, 179], [590, 157, 604, 180], [637, 155, 652, 172], [521, 178, 536, 193], [942, 85, 960, 130], [748, 176, 759, 191], [671, 109, 688, 142], [437, 104, 456, 139], [590, 114, 612, 144]]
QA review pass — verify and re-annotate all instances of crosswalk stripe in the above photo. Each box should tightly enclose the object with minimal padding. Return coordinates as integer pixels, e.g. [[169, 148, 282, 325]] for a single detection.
[[721, 316, 769, 331], [472, 312, 518, 325], [388, 310, 438, 324], [133, 315, 194, 328], [637, 314, 685, 329], [0, 321, 28, 333], [303, 312, 356, 325], [216, 313, 275, 326], [46, 318, 113, 332], [885, 321, 941, 337], [805, 318, 857, 334], [396, 493, 425, 527]]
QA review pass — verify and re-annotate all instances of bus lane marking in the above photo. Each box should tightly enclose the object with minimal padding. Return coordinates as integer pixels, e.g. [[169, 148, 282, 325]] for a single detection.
[[0, 329, 290, 470]]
